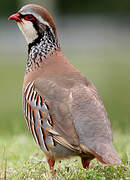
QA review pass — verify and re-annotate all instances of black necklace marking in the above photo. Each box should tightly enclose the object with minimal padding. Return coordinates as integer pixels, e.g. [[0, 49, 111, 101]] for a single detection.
[[26, 25, 59, 72]]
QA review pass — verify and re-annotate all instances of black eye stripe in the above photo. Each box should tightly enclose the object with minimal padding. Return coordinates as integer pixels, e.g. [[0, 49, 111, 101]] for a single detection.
[[20, 14, 35, 19], [19, 13, 24, 18]]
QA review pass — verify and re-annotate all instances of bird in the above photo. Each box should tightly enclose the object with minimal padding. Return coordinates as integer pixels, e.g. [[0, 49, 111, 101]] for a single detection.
[[8, 4, 122, 171]]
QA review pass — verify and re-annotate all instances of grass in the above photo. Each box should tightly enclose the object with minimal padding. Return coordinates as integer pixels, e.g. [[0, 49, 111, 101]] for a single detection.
[[0, 133, 129, 179], [0, 50, 130, 179]]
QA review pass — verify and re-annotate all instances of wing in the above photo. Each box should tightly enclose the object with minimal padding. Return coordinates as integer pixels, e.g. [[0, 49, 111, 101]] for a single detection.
[[23, 80, 80, 155], [71, 83, 121, 165], [72, 83, 113, 143]]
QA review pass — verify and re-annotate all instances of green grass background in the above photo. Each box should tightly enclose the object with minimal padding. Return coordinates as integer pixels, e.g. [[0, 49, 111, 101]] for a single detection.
[[0, 48, 130, 179]]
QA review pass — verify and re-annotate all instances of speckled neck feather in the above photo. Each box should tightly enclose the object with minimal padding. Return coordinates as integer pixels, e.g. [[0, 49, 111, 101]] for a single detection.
[[26, 27, 60, 72]]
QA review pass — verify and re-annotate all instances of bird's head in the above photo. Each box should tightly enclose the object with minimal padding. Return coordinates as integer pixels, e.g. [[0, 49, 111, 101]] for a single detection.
[[8, 4, 57, 44]]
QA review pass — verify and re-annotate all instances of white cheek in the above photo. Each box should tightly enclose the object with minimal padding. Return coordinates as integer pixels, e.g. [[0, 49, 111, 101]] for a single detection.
[[17, 19, 38, 44]]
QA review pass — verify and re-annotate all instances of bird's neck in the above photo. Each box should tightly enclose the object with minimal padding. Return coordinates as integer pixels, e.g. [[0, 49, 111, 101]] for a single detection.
[[26, 29, 60, 72]]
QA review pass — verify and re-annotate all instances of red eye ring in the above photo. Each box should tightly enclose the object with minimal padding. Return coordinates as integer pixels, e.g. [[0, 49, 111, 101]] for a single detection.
[[24, 15, 35, 21]]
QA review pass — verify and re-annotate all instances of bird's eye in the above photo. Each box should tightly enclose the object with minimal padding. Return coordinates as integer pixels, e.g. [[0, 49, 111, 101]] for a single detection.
[[24, 15, 35, 21]]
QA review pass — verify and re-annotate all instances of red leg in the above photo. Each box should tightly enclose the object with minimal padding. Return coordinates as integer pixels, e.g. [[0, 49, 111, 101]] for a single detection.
[[48, 159, 55, 170], [47, 159, 56, 174], [81, 157, 90, 169]]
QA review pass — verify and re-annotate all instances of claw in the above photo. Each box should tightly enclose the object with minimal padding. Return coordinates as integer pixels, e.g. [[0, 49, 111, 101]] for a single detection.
[[51, 169, 56, 175]]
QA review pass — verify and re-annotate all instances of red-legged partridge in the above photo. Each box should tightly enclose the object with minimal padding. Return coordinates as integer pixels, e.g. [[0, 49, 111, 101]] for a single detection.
[[8, 4, 121, 171]]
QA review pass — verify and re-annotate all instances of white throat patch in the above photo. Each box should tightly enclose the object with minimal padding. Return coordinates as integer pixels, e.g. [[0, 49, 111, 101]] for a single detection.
[[17, 19, 38, 44]]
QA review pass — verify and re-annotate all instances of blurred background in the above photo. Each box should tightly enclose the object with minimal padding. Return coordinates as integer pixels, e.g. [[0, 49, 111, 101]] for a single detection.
[[0, 0, 130, 137]]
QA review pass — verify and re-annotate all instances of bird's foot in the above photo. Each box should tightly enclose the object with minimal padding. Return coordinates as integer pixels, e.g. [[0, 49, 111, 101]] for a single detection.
[[48, 159, 56, 174], [81, 157, 90, 169], [51, 169, 56, 175]]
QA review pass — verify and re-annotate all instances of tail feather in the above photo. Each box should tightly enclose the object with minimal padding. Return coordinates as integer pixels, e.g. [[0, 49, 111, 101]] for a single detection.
[[89, 142, 122, 165]]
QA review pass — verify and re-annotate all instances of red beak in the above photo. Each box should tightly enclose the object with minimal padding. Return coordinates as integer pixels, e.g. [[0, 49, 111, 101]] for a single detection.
[[8, 13, 22, 22]]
